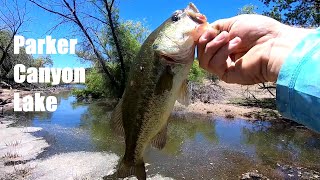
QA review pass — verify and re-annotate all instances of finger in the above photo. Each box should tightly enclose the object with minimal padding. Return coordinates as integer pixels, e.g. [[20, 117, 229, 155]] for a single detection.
[[198, 31, 229, 70], [197, 28, 222, 69], [221, 59, 259, 85], [208, 36, 241, 78], [197, 27, 221, 48], [222, 46, 264, 85], [210, 17, 238, 32]]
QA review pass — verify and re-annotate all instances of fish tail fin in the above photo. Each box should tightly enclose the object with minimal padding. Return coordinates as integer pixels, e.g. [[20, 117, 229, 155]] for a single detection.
[[117, 159, 146, 180]]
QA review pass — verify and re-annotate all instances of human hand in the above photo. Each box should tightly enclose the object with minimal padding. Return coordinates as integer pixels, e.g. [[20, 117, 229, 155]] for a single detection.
[[197, 14, 313, 84]]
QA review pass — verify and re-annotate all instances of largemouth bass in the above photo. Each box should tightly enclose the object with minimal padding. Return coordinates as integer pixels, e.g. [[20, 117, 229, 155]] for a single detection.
[[111, 3, 208, 180]]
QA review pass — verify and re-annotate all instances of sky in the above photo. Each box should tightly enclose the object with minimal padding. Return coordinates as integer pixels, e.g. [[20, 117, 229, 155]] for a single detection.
[[13, 0, 266, 68]]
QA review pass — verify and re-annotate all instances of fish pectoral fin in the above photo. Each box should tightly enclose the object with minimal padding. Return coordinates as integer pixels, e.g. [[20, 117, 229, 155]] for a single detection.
[[151, 124, 168, 150], [177, 80, 190, 106], [155, 66, 173, 95], [117, 159, 146, 180], [110, 98, 125, 137]]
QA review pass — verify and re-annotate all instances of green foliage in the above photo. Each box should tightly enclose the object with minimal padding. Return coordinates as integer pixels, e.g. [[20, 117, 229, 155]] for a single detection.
[[76, 19, 149, 98], [104, 19, 149, 82], [72, 68, 108, 98], [188, 60, 206, 83], [206, 73, 219, 83], [238, 4, 257, 15], [0, 30, 34, 79], [0, 30, 11, 45], [260, 0, 319, 27], [32, 55, 53, 68]]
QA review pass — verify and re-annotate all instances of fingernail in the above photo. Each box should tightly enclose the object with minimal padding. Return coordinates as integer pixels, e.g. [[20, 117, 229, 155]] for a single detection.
[[201, 33, 208, 41], [230, 37, 241, 45], [215, 32, 226, 41]]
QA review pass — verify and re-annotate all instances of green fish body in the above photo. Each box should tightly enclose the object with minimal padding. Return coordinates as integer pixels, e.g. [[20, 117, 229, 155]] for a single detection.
[[111, 3, 208, 180]]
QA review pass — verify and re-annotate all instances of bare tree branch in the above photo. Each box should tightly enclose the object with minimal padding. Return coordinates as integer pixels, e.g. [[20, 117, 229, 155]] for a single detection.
[[29, 0, 75, 22], [28, 0, 121, 94], [91, 1, 107, 16], [44, 18, 69, 35], [259, 83, 275, 97], [80, 12, 108, 25], [0, 0, 27, 77], [103, 0, 126, 94], [73, 0, 76, 12], [110, 0, 115, 10], [89, 27, 112, 60]]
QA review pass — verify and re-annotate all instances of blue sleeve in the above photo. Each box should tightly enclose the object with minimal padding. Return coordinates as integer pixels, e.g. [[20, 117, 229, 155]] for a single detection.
[[276, 28, 320, 132]]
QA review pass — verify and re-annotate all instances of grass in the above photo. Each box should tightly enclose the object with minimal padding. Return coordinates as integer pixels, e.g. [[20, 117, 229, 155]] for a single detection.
[[243, 109, 282, 121], [2, 152, 21, 159], [229, 97, 285, 121], [229, 97, 277, 110], [5, 140, 21, 147], [4, 165, 35, 180]]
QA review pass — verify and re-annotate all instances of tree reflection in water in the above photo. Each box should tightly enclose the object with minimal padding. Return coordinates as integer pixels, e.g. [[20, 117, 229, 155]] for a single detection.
[[11, 92, 319, 179]]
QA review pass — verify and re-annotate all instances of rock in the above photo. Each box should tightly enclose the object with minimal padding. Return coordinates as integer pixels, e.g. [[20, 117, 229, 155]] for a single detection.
[[240, 171, 269, 180], [0, 81, 12, 89], [277, 163, 320, 179], [225, 114, 235, 119], [243, 113, 252, 118], [5, 98, 12, 104]]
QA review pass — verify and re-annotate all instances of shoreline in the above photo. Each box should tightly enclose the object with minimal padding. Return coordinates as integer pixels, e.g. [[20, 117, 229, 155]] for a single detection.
[[1, 80, 284, 122], [1, 80, 293, 126], [0, 117, 173, 180], [0, 85, 72, 113], [179, 80, 285, 122]]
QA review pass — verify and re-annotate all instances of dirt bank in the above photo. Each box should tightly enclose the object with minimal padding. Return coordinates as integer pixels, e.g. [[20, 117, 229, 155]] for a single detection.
[[174, 80, 286, 122], [0, 86, 71, 113]]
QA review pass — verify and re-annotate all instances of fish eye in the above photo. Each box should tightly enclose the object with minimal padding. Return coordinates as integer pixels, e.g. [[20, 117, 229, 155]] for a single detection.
[[171, 14, 180, 22]]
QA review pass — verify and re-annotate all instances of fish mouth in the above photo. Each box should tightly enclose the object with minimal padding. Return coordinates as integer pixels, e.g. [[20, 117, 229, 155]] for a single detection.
[[186, 3, 207, 24], [159, 51, 194, 65], [160, 55, 177, 64]]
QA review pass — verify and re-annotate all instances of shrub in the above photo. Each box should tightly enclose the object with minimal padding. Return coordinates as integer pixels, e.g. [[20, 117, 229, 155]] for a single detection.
[[72, 68, 109, 98], [188, 60, 206, 83]]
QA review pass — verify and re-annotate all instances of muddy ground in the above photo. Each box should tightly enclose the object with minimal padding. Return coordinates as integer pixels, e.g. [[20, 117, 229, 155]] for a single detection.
[[174, 80, 287, 123]]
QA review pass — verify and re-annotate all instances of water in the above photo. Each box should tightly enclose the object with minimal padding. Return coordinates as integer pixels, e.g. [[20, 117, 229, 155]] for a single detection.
[[13, 91, 320, 179]]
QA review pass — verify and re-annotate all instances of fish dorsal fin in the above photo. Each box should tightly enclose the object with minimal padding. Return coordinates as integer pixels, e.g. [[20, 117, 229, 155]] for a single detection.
[[110, 98, 125, 137], [177, 80, 190, 106], [151, 123, 168, 150]]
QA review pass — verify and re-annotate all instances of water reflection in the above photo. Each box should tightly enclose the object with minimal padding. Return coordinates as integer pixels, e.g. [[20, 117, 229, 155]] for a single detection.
[[12, 92, 320, 179], [242, 123, 320, 171]]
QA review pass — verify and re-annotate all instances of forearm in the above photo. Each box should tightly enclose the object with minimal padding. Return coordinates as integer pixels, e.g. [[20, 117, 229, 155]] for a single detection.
[[268, 25, 315, 82], [276, 28, 320, 132]]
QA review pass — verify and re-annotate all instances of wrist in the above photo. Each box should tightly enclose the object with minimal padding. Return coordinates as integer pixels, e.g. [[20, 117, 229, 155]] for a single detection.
[[268, 25, 315, 82]]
